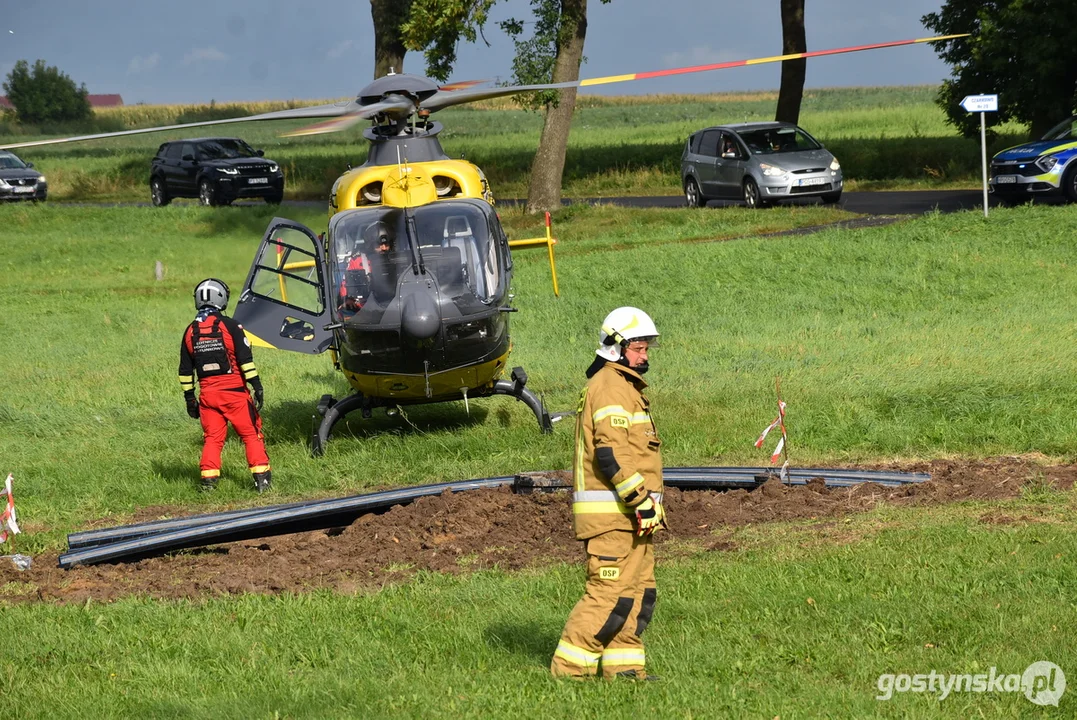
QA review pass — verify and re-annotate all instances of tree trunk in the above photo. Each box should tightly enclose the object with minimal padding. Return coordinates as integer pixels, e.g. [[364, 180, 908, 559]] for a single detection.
[[774, 0, 806, 124], [526, 0, 588, 214], [370, 0, 410, 79]]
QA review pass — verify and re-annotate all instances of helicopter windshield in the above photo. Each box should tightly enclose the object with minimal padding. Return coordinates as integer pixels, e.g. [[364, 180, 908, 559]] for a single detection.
[[330, 202, 502, 316]]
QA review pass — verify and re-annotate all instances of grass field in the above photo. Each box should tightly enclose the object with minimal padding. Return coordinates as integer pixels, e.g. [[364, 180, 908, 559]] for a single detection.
[[1, 200, 1075, 717], [0, 86, 1033, 202]]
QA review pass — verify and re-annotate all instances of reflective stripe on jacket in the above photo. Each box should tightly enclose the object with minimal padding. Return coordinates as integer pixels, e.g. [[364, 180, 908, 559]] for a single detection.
[[572, 361, 663, 540]]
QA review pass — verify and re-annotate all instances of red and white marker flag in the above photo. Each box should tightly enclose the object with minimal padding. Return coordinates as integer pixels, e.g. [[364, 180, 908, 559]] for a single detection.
[[754, 400, 787, 463], [0, 474, 20, 543]]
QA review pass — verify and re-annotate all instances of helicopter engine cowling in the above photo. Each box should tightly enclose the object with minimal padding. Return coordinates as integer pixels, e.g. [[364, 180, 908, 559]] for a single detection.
[[401, 289, 441, 340]]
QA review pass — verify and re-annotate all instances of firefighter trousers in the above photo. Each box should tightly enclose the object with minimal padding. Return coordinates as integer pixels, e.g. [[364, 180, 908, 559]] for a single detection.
[[551, 529, 656, 678], [198, 388, 270, 482]]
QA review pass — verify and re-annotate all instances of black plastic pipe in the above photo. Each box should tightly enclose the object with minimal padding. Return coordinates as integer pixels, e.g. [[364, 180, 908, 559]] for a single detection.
[[65, 466, 929, 554], [59, 477, 514, 568]]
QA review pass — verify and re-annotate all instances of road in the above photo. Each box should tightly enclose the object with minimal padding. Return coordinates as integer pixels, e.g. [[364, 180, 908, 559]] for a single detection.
[[499, 189, 1062, 215], [60, 189, 1063, 214]]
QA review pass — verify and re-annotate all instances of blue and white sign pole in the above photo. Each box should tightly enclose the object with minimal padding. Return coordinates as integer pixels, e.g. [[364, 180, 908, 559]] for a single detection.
[[960, 94, 999, 217]]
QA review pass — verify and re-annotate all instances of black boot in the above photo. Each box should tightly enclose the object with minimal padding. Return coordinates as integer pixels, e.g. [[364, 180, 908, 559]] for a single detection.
[[200, 476, 218, 492], [253, 470, 272, 493], [615, 669, 660, 681]]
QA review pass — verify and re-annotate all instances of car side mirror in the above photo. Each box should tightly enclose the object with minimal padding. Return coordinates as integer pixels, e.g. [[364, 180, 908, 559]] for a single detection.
[[182, 154, 195, 162], [256, 149, 265, 157], [25, 162, 34, 168]]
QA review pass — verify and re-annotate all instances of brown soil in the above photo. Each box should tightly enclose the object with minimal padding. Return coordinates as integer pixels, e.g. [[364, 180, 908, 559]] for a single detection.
[[3, 457, 1074, 604]]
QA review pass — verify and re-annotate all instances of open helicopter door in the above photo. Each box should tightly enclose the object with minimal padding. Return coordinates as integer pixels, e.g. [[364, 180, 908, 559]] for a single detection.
[[234, 218, 334, 354]]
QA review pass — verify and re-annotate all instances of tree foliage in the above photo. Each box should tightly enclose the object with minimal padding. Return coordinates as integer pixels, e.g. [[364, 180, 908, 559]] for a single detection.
[[923, 1, 1077, 139], [401, 0, 498, 81], [499, 0, 568, 110], [2, 59, 91, 124]]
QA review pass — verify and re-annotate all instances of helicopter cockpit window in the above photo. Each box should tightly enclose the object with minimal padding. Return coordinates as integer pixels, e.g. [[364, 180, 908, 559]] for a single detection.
[[416, 205, 500, 304], [329, 203, 500, 315], [250, 228, 325, 314]]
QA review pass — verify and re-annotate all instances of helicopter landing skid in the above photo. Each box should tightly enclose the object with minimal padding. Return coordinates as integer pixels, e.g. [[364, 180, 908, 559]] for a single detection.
[[310, 367, 552, 457]]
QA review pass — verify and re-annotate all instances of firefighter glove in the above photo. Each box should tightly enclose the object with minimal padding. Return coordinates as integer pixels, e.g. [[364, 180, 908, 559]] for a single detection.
[[250, 379, 264, 412], [634, 493, 665, 536], [185, 394, 200, 419]]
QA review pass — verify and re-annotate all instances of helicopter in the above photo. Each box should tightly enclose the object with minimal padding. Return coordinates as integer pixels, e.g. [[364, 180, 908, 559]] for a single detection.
[[0, 34, 966, 454]]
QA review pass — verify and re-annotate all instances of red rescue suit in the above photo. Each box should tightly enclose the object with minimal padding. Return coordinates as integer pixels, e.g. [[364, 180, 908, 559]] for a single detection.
[[178, 308, 270, 484], [338, 253, 372, 312]]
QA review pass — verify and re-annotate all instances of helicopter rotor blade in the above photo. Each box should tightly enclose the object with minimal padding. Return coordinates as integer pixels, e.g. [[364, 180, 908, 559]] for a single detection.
[[281, 97, 417, 137], [436, 79, 489, 91], [420, 32, 970, 112], [0, 100, 359, 150]]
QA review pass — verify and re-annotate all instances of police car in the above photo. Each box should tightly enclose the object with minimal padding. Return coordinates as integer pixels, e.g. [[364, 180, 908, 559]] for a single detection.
[[990, 116, 1077, 203]]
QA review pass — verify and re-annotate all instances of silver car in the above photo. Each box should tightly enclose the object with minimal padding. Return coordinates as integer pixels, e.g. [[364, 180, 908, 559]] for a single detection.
[[681, 122, 842, 208]]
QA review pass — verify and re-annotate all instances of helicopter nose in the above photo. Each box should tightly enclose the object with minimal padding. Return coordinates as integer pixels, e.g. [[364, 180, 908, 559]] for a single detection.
[[401, 291, 440, 340]]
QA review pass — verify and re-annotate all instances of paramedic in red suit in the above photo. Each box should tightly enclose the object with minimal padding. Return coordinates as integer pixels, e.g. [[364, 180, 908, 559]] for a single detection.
[[178, 278, 272, 493]]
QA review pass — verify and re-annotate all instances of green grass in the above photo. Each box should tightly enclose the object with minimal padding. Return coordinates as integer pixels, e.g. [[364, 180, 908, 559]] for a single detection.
[[2, 201, 1077, 547], [2, 498, 1074, 719], [0, 86, 1034, 201], [2, 201, 1077, 716]]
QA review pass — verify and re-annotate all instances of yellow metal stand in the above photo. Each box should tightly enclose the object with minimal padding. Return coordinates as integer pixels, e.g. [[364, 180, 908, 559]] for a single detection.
[[508, 211, 560, 297]]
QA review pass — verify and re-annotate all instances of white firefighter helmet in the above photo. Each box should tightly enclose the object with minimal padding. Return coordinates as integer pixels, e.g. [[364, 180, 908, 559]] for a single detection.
[[597, 306, 659, 361], [194, 278, 230, 311]]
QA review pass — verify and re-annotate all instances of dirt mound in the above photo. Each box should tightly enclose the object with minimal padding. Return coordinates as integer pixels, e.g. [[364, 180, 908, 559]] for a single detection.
[[3, 458, 1073, 604]]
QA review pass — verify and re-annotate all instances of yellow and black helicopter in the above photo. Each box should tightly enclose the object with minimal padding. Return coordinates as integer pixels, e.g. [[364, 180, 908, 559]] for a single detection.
[[234, 72, 567, 454], [0, 35, 966, 454]]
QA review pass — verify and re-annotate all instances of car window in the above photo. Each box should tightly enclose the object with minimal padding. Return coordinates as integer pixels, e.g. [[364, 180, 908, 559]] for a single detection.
[[698, 131, 720, 158], [180, 143, 196, 160], [739, 127, 821, 155], [0, 152, 27, 170], [1043, 117, 1077, 141], [166, 143, 183, 160], [719, 132, 740, 158], [155, 144, 169, 159], [197, 139, 257, 160]]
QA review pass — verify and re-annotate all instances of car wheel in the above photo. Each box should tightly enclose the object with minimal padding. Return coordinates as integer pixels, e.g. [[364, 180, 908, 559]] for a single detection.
[[264, 193, 284, 205], [150, 177, 171, 207], [821, 191, 842, 204], [743, 177, 763, 209], [198, 179, 216, 207], [684, 177, 705, 208], [1063, 165, 1077, 203]]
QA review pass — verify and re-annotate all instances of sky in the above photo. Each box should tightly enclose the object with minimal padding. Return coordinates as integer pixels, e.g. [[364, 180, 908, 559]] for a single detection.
[[0, 0, 955, 106]]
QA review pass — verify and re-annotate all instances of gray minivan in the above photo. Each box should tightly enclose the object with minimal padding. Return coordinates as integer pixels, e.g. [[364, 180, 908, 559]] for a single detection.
[[681, 122, 842, 208]]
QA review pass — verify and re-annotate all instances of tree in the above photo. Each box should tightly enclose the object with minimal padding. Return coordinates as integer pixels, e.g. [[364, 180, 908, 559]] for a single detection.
[[402, 0, 498, 81], [370, 0, 412, 79], [774, 0, 806, 124], [502, 0, 608, 213], [923, 1, 1077, 139], [2, 59, 91, 124]]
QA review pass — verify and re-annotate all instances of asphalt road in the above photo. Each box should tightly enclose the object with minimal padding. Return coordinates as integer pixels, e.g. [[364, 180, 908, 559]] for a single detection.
[[500, 189, 1063, 215], [58, 189, 1064, 215]]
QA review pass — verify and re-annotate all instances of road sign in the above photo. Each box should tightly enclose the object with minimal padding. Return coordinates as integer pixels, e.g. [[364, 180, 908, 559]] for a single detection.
[[961, 94, 998, 113]]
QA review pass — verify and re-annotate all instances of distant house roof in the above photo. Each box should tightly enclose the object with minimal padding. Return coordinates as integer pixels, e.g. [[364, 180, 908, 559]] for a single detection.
[[0, 94, 123, 109], [87, 94, 124, 107]]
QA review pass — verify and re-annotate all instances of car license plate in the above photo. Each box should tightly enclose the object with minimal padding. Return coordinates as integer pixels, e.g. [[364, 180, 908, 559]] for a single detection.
[[248, 177, 268, 184], [995, 175, 1017, 184], [797, 177, 827, 187], [12, 186, 33, 193]]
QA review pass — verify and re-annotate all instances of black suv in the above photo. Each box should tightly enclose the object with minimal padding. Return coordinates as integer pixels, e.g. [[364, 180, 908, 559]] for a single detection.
[[150, 137, 284, 207]]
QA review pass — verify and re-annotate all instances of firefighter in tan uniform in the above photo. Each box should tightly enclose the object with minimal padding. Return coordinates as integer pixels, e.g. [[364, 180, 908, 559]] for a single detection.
[[551, 307, 665, 680]]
